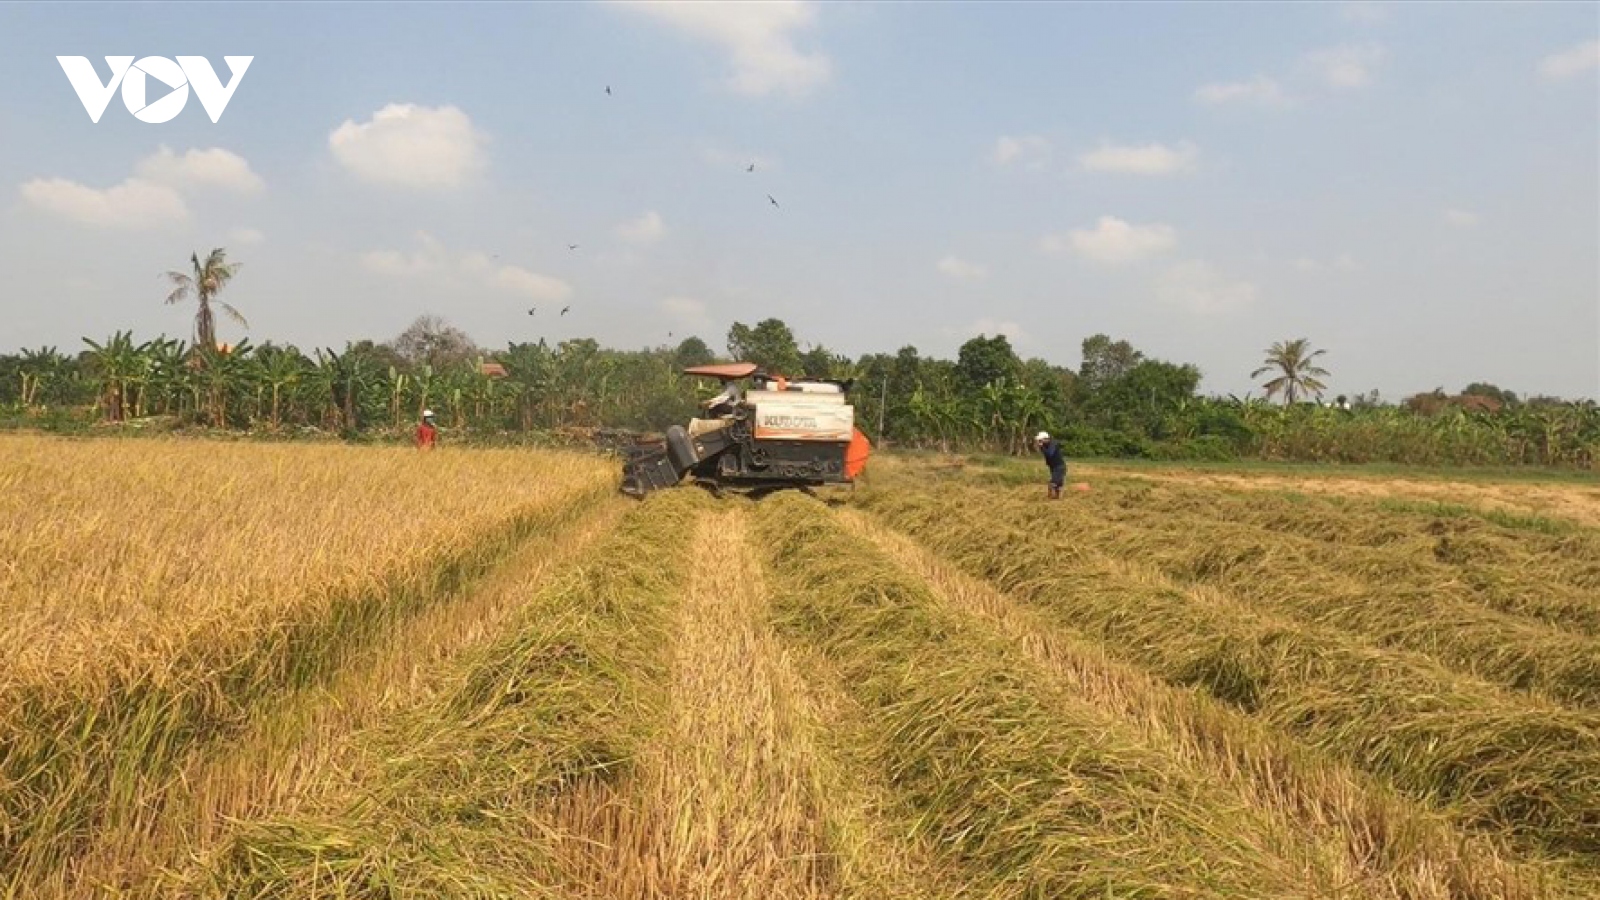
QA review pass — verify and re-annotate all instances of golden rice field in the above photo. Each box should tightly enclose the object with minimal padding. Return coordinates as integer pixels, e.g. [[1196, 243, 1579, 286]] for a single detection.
[[2, 434, 1598, 899]]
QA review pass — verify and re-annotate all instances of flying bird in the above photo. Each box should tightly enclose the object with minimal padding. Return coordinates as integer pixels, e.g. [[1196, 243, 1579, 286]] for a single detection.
[[567, 243, 580, 250], [605, 85, 611, 96], [668, 331, 674, 338], [746, 163, 755, 173], [527, 307, 536, 316], [560, 305, 570, 316], [767, 194, 780, 208]]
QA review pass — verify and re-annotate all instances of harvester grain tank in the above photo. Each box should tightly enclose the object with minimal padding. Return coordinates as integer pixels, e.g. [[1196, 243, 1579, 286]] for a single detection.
[[621, 362, 872, 496]]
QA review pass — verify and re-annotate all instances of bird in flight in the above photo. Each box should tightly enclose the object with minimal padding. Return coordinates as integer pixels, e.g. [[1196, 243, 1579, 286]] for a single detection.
[[527, 307, 536, 316], [605, 85, 611, 96], [567, 243, 580, 250], [767, 194, 780, 208], [560, 305, 571, 316], [668, 331, 674, 338], [746, 163, 755, 173]]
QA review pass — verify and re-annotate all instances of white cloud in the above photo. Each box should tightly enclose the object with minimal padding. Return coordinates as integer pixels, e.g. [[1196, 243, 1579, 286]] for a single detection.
[[1340, 2, 1390, 24], [1540, 40, 1600, 81], [329, 104, 487, 190], [1304, 43, 1386, 89], [229, 227, 265, 246], [1043, 216, 1177, 265], [1079, 140, 1198, 175], [1194, 76, 1291, 108], [19, 177, 188, 228], [613, 0, 830, 97], [361, 232, 571, 302], [992, 134, 1051, 167], [1443, 208, 1481, 228], [135, 146, 264, 195], [1157, 260, 1258, 315], [936, 255, 988, 281], [615, 210, 666, 244]]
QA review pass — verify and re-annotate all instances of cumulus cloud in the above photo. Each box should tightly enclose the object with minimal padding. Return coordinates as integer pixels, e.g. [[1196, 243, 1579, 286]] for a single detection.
[[936, 255, 988, 281], [613, 0, 830, 97], [1079, 140, 1198, 175], [615, 210, 666, 244], [361, 232, 571, 302], [992, 134, 1051, 167], [136, 146, 264, 194], [330, 104, 487, 190], [1157, 260, 1258, 315], [1540, 40, 1600, 81], [1194, 76, 1291, 108], [1043, 216, 1177, 265], [229, 227, 265, 246], [1304, 43, 1385, 89], [1443, 208, 1481, 228], [20, 177, 188, 228]]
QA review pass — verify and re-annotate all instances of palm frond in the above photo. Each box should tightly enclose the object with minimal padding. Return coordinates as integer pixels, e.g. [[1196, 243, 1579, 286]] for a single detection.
[[218, 301, 249, 328]]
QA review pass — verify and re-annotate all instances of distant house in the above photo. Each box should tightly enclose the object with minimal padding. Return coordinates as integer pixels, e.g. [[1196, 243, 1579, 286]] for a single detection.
[[480, 362, 508, 379]]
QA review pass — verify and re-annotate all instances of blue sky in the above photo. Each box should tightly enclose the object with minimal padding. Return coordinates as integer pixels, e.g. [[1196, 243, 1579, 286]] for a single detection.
[[1, 1, 1596, 399]]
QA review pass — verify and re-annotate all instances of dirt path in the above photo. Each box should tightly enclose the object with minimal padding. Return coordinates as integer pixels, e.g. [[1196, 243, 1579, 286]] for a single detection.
[[1105, 468, 1600, 529]]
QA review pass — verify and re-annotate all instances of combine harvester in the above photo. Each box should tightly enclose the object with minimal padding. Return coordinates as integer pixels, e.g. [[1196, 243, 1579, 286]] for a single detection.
[[621, 362, 872, 497]]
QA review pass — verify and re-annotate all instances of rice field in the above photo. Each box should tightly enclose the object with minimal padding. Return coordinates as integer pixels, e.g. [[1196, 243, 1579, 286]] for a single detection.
[[3, 434, 1598, 898]]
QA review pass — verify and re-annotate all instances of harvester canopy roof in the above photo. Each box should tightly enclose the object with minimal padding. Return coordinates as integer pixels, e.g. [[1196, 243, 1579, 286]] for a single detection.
[[682, 362, 760, 380]]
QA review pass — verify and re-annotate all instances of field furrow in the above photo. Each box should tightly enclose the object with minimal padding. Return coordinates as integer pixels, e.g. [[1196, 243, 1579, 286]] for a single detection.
[[835, 507, 1574, 900], [187, 488, 708, 898], [862, 483, 1600, 864], [755, 492, 1354, 899]]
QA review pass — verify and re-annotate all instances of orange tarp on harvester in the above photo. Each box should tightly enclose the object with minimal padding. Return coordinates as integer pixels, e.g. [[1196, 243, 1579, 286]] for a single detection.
[[682, 362, 759, 380], [844, 428, 872, 479]]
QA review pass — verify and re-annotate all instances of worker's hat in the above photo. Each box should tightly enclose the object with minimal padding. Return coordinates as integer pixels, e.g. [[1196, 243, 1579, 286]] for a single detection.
[[1035, 431, 1050, 442], [423, 409, 435, 418]]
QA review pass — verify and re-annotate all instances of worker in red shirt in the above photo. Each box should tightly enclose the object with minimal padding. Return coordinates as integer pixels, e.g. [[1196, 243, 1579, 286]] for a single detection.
[[416, 409, 438, 450]]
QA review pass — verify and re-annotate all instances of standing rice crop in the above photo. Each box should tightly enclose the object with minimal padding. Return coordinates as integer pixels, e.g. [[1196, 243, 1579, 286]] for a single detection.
[[0, 435, 614, 887]]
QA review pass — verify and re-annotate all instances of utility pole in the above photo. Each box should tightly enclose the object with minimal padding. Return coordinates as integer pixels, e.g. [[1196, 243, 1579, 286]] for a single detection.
[[878, 375, 889, 444]]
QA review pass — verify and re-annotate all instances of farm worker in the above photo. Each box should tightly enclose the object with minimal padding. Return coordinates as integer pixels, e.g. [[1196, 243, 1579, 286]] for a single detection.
[[417, 410, 439, 450], [1034, 431, 1065, 500]]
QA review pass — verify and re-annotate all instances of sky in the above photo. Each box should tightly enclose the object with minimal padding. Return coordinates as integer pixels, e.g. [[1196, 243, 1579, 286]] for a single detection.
[[0, 1, 1596, 400]]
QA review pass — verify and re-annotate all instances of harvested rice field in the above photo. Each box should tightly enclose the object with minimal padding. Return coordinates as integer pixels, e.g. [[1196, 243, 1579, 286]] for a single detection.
[[3, 434, 1598, 898]]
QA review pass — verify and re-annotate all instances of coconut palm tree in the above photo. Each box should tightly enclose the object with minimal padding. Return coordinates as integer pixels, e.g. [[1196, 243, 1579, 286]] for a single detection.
[[1251, 339, 1330, 405], [164, 247, 244, 352]]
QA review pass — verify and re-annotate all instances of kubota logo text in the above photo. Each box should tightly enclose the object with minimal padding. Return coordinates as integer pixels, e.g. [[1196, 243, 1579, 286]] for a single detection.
[[58, 56, 253, 123]]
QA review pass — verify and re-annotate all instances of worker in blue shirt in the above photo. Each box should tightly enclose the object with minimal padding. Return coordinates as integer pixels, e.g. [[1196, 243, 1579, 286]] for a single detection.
[[1034, 431, 1066, 500]]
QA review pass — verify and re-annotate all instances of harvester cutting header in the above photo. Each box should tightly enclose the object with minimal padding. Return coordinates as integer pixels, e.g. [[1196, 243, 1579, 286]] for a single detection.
[[621, 362, 872, 496]]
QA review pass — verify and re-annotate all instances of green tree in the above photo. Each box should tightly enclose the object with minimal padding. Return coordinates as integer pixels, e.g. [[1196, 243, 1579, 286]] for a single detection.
[[1078, 334, 1143, 394], [727, 318, 802, 375], [1251, 338, 1330, 405], [164, 247, 244, 352], [956, 334, 1021, 393], [672, 336, 715, 369]]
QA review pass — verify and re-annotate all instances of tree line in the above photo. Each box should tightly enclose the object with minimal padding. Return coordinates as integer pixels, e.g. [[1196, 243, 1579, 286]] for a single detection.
[[3, 248, 1595, 468]]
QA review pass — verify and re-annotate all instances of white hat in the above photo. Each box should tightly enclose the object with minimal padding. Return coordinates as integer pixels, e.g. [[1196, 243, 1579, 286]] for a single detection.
[[423, 409, 435, 418], [1035, 431, 1050, 442]]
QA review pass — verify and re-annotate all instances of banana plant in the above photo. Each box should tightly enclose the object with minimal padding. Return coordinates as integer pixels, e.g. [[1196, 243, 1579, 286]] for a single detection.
[[81, 331, 151, 422]]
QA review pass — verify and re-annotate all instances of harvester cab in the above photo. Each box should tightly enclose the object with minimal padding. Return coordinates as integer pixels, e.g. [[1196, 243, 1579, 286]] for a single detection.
[[620, 362, 872, 497]]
